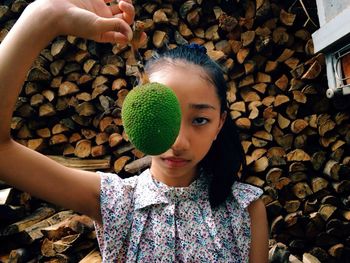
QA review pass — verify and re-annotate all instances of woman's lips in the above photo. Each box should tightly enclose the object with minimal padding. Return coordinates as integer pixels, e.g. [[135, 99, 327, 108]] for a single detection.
[[162, 157, 189, 168]]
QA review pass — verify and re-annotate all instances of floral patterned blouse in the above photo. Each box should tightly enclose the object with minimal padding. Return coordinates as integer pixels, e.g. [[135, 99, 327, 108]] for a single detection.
[[94, 168, 263, 262]]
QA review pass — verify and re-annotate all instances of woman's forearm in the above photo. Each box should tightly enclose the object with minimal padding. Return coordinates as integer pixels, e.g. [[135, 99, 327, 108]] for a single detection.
[[0, 2, 58, 143]]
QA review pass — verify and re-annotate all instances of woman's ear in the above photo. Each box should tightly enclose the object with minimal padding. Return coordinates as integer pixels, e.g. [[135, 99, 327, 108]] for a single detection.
[[214, 111, 227, 140]]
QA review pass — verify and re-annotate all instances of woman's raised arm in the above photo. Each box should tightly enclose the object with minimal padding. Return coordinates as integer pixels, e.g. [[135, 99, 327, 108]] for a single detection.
[[0, 0, 135, 224]]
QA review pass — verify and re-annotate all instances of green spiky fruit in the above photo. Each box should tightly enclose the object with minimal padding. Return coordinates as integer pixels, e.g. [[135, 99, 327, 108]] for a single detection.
[[121, 82, 181, 155]]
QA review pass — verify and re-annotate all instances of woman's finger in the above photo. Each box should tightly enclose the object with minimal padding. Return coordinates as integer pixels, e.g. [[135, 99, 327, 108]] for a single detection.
[[109, 3, 122, 16], [99, 31, 129, 44], [95, 16, 133, 41], [119, 0, 133, 4], [118, 1, 134, 25]]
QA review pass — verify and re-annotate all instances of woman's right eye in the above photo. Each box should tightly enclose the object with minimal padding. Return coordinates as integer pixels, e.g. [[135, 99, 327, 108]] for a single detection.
[[192, 117, 209, 126]]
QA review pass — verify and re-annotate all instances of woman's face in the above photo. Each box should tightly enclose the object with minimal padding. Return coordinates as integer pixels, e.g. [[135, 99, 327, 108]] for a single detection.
[[149, 63, 226, 186]]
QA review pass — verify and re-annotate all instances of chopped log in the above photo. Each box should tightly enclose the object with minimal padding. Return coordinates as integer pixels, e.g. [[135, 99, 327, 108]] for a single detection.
[[292, 182, 313, 199], [2, 207, 56, 236], [41, 234, 80, 257], [27, 138, 46, 151], [79, 249, 102, 263], [108, 133, 123, 148], [124, 156, 152, 174], [48, 155, 110, 170], [114, 156, 131, 173], [290, 119, 308, 134], [0, 188, 13, 205], [74, 139, 91, 158], [275, 74, 288, 91], [49, 134, 68, 145], [91, 145, 106, 157], [237, 48, 250, 64], [279, 9, 296, 26], [286, 149, 311, 162], [39, 103, 56, 117]]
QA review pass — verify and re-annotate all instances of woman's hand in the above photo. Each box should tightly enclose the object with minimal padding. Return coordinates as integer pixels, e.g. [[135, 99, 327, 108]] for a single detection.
[[32, 0, 135, 44]]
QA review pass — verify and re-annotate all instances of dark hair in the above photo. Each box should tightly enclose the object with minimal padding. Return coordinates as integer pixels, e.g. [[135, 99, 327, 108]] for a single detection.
[[145, 45, 246, 208]]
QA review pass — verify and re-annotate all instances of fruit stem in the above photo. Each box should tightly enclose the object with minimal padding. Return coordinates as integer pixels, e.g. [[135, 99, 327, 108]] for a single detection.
[[130, 21, 150, 85]]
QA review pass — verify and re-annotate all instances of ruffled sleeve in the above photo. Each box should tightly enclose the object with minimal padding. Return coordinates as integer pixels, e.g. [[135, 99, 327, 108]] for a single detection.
[[94, 172, 137, 261], [231, 182, 263, 208], [226, 182, 263, 262]]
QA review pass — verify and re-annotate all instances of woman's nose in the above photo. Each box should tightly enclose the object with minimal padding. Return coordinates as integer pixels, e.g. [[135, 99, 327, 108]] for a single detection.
[[171, 123, 190, 152]]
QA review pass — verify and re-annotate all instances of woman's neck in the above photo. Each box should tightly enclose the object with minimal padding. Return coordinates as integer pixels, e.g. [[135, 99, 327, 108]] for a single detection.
[[150, 162, 198, 187]]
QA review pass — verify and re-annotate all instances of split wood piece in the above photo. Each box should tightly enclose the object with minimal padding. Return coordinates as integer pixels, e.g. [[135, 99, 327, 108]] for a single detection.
[[275, 74, 289, 91], [291, 119, 308, 134], [332, 180, 350, 194], [235, 117, 251, 129], [237, 48, 250, 64], [273, 133, 293, 152], [302, 60, 322, 80], [27, 66, 51, 82], [39, 103, 56, 117], [152, 30, 167, 48], [253, 156, 269, 172], [112, 78, 127, 91], [109, 133, 123, 148], [47, 155, 110, 170], [328, 243, 344, 259], [284, 57, 299, 70], [41, 233, 80, 257], [95, 132, 109, 146], [36, 128, 51, 138], [239, 75, 254, 88], [274, 95, 289, 107], [69, 133, 82, 144], [286, 149, 311, 162], [79, 249, 102, 263], [63, 144, 75, 156], [113, 143, 134, 157], [311, 177, 329, 193], [278, 113, 290, 129], [42, 89, 55, 102], [51, 38, 69, 57], [58, 81, 79, 96], [323, 160, 341, 181], [0, 188, 14, 205], [318, 204, 337, 221], [266, 167, 282, 185], [265, 60, 278, 74], [279, 9, 296, 26], [230, 101, 246, 112], [241, 31, 255, 47], [292, 182, 313, 199], [91, 145, 106, 157], [264, 118, 275, 133], [114, 156, 131, 173], [124, 155, 152, 174], [284, 200, 300, 213], [27, 138, 46, 152], [17, 210, 76, 244], [241, 89, 260, 102], [41, 214, 94, 240], [245, 176, 265, 187], [49, 134, 68, 145], [2, 207, 56, 236]]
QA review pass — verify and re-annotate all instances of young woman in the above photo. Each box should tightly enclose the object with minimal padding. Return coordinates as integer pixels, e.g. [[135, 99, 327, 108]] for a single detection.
[[0, 0, 268, 262]]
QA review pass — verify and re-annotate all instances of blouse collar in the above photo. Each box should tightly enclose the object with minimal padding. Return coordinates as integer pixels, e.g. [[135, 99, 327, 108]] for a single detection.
[[134, 168, 209, 210]]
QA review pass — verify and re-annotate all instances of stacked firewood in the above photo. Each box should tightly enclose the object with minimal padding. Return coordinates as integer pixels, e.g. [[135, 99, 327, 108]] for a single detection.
[[1, 0, 350, 262]]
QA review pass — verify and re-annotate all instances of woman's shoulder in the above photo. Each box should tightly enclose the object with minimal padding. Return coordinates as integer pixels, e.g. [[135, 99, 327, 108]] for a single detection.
[[97, 170, 146, 207], [229, 181, 263, 209], [97, 170, 140, 189]]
